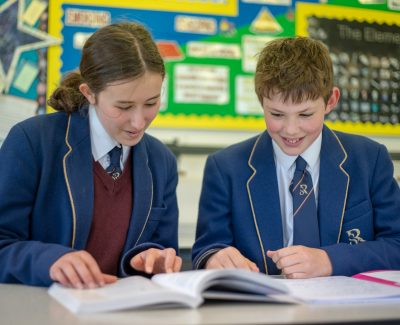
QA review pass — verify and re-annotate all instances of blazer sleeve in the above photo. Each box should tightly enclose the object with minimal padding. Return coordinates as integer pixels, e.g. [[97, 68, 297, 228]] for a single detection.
[[192, 155, 233, 269], [323, 144, 400, 276], [0, 125, 73, 286]]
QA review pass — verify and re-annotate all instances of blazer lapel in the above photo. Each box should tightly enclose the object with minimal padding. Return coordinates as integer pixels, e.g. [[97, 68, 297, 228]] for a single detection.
[[123, 137, 153, 249], [247, 132, 283, 274], [318, 126, 349, 246], [63, 111, 94, 249]]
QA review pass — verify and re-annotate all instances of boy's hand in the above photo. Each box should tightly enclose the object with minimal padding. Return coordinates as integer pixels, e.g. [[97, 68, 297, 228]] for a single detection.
[[50, 251, 117, 289], [205, 246, 259, 272], [267, 246, 333, 278], [130, 248, 182, 274]]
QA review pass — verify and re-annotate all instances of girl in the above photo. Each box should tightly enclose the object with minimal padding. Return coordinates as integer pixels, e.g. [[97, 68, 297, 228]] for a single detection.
[[0, 22, 181, 288]]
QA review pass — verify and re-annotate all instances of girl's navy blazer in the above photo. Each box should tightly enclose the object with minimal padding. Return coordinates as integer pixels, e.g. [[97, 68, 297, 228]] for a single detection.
[[0, 110, 178, 286]]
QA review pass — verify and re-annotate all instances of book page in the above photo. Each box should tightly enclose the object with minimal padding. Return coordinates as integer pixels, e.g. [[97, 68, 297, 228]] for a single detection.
[[49, 277, 169, 308], [69, 277, 165, 300], [274, 276, 400, 304], [48, 276, 201, 313], [152, 269, 288, 298], [152, 270, 216, 297]]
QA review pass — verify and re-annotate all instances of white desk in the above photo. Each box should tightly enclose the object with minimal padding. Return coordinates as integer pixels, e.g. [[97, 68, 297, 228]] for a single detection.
[[1, 283, 400, 325]]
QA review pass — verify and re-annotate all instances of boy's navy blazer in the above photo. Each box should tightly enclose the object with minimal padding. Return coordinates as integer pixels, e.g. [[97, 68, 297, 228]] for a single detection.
[[192, 126, 400, 276], [0, 110, 178, 286]]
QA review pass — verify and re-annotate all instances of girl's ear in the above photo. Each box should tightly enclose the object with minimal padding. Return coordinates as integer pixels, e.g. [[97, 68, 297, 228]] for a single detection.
[[79, 83, 96, 105], [325, 87, 340, 115]]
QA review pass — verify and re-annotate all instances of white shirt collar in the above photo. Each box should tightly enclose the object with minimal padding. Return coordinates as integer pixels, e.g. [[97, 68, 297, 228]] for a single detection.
[[301, 132, 322, 171], [272, 132, 322, 172], [89, 105, 118, 162]]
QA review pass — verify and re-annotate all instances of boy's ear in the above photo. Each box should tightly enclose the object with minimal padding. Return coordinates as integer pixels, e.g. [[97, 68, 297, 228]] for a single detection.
[[79, 83, 96, 105], [325, 87, 340, 115]]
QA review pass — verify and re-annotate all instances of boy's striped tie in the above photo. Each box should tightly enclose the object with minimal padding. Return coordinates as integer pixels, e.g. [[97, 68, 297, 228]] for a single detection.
[[289, 156, 320, 247]]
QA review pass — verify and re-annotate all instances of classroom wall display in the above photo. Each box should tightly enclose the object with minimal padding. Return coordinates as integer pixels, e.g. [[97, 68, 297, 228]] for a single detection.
[[0, 0, 59, 114], [297, 1, 400, 135], [47, 0, 319, 131], [42, 0, 399, 135]]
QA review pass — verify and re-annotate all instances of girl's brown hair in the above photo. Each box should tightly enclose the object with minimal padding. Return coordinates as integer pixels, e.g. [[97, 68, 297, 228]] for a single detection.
[[48, 22, 165, 113]]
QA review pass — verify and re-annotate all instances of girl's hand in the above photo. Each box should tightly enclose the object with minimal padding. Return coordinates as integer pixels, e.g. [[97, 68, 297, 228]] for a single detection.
[[130, 248, 182, 274], [50, 250, 117, 288]]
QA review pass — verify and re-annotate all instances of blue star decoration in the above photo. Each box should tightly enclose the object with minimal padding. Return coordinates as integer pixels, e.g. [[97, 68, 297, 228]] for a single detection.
[[0, 0, 60, 93]]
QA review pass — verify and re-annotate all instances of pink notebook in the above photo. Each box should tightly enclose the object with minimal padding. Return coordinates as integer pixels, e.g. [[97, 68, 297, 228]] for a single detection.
[[353, 270, 400, 288]]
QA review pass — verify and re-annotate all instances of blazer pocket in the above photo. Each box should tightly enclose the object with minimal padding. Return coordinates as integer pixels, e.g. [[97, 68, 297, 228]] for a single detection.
[[342, 200, 373, 243], [343, 200, 372, 223], [148, 204, 167, 221], [137, 206, 166, 243]]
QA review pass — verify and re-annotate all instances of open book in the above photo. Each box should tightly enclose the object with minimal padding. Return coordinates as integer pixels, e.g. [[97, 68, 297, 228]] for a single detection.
[[48, 269, 287, 314], [48, 269, 400, 314]]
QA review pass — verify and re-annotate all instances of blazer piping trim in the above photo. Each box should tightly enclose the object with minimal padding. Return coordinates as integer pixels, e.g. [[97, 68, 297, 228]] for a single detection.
[[62, 115, 77, 248], [134, 157, 153, 246], [246, 133, 268, 274], [195, 248, 221, 269], [329, 129, 349, 243]]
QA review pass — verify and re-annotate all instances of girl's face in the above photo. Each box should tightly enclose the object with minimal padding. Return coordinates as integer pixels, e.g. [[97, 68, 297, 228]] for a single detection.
[[81, 71, 163, 146]]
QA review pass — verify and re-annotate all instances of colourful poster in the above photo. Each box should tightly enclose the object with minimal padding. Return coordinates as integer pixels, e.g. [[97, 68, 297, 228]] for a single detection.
[[297, 3, 400, 135], [46, 0, 400, 134], [48, 0, 313, 131]]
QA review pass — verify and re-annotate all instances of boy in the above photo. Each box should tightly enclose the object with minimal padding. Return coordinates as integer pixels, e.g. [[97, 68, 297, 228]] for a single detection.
[[192, 37, 400, 278]]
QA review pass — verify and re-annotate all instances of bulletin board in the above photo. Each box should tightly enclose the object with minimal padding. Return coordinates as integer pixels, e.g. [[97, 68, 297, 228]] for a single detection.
[[47, 0, 318, 131], [297, 2, 400, 135], [46, 0, 400, 135]]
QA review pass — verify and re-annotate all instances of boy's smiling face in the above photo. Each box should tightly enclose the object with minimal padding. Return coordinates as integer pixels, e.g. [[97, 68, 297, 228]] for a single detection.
[[262, 88, 339, 156]]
